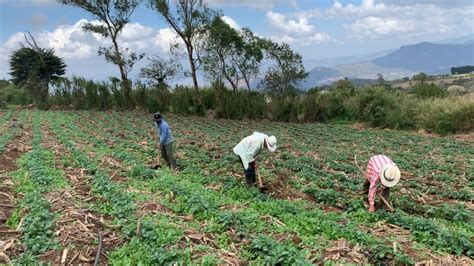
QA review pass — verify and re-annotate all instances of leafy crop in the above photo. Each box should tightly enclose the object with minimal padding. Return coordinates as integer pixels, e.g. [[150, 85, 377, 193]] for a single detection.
[[6, 110, 472, 264]]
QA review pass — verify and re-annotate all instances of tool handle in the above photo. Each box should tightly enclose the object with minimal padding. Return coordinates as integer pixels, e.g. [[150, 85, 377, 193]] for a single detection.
[[255, 163, 264, 188]]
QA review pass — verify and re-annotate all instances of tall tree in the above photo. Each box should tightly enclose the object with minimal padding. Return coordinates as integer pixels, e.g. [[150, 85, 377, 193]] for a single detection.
[[60, 0, 143, 107], [202, 16, 242, 92], [260, 40, 307, 96], [202, 19, 263, 92], [235, 28, 263, 92], [148, 0, 214, 91], [9, 33, 66, 107]]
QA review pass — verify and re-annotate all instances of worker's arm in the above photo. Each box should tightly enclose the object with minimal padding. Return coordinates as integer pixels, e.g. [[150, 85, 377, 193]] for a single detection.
[[368, 175, 377, 212], [159, 123, 167, 145]]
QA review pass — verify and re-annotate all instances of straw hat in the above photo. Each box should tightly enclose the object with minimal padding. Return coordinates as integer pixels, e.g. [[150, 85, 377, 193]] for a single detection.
[[379, 165, 401, 187], [265, 136, 277, 152]]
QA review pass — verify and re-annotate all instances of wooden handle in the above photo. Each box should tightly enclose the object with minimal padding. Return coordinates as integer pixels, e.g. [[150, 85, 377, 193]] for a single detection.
[[257, 170, 264, 188], [150, 130, 160, 165], [354, 155, 366, 176], [378, 193, 395, 212]]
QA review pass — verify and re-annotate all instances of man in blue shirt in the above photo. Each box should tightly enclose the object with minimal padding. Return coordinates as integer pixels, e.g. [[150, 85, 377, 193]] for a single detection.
[[154, 112, 177, 169]]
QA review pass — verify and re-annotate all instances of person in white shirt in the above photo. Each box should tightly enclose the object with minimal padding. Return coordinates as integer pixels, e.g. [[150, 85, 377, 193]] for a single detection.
[[233, 132, 277, 186]]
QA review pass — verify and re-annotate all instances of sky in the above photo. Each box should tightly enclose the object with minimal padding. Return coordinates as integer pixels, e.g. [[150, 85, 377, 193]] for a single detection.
[[0, 0, 473, 81]]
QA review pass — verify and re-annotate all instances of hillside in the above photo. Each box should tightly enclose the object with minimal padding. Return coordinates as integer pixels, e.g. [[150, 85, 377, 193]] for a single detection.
[[373, 42, 474, 71], [304, 40, 474, 87]]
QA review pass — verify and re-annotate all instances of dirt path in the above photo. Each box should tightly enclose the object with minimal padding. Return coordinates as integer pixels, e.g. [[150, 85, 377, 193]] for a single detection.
[[0, 115, 32, 263]]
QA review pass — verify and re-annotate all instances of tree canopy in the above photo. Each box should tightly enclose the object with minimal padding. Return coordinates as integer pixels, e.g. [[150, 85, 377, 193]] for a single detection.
[[259, 40, 308, 96], [9, 34, 66, 106], [148, 0, 215, 91], [60, 0, 143, 107]]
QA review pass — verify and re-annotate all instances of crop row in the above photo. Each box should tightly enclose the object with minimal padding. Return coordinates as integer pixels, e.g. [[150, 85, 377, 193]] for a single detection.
[[0, 111, 24, 154], [105, 111, 473, 257], [63, 111, 419, 264], [8, 112, 68, 263], [45, 111, 229, 264]]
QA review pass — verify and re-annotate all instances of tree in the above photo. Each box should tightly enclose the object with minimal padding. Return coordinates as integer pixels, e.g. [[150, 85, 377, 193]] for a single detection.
[[140, 56, 182, 87], [412, 72, 428, 84], [9, 33, 66, 106], [60, 0, 144, 107], [451, 65, 474, 75], [411, 83, 447, 99], [148, 0, 215, 91], [235, 28, 263, 92], [202, 19, 263, 92], [202, 16, 243, 92], [377, 73, 385, 84], [260, 40, 307, 96]]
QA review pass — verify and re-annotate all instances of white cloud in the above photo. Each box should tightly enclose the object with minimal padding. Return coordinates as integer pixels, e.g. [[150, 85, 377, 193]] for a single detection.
[[221, 16, 240, 30], [266, 11, 314, 35], [265, 11, 332, 46], [296, 0, 474, 40], [0, 19, 179, 80], [270, 34, 295, 44], [153, 28, 179, 53], [345, 16, 416, 38], [308, 32, 331, 43]]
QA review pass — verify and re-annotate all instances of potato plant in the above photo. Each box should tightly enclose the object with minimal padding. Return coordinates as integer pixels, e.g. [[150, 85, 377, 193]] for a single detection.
[[3, 110, 473, 264]]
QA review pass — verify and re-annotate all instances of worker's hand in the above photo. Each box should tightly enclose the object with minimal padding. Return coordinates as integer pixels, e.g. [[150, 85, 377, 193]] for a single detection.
[[368, 206, 375, 213]]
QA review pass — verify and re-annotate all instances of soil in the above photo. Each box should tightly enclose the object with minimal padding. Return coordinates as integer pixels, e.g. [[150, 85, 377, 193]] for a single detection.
[[266, 170, 315, 202], [36, 124, 123, 264], [0, 117, 32, 263]]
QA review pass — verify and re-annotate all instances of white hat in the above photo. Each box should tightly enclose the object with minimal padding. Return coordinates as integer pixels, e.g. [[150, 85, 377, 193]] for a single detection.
[[266, 136, 277, 152], [379, 165, 401, 187]]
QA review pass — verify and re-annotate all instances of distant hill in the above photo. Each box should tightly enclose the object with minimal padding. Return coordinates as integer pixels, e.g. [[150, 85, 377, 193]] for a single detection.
[[303, 49, 394, 69], [303, 61, 416, 88], [301, 67, 343, 89], [302, 40, 474, 88], [372, 42, 474, 72]]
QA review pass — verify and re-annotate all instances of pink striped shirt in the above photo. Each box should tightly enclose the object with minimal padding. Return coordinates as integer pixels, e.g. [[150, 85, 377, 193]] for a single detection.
[[365, 155, 396, 207]]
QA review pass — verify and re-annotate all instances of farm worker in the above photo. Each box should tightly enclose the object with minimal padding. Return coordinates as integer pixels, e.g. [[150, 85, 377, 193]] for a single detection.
[[233, 132, 277, 186], [153, 112, 178, 169], [11, 117, 18, 129], [362, 155, 401, 212]]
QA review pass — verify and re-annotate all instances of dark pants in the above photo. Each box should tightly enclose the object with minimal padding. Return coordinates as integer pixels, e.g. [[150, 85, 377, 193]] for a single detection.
[[362, 180, 391, 206], [161, 143, 177, 169], [238, 156, 256, 185]]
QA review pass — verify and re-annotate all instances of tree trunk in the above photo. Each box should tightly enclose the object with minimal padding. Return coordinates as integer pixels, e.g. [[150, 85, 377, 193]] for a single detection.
[[111, 36, 131, 108], [187, 45, 199, 91], [243, 75, 251, 92]]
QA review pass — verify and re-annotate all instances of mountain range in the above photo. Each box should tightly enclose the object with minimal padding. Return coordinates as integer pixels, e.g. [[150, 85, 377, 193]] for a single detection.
[[302, 36, 474, 88]]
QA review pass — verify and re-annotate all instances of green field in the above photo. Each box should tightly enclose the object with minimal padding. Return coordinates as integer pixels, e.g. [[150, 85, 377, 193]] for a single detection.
[[0, 110, 473, 264]]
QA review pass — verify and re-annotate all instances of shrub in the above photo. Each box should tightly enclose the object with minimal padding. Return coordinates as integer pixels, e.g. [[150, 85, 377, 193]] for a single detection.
[[411, 83, 447, 99], [447, 85, 467, 96], [0, 84, 33, 106], [416, 97, 474, 134], [348, 87, 399, 128]]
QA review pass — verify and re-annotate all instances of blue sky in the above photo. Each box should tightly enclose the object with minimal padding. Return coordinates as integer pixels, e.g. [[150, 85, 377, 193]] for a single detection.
[[1, 0, 473, 81]]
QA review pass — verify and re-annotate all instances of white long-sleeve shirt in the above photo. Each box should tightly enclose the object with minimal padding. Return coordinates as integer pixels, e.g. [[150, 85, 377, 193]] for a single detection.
[[233, 132, 268, 170]]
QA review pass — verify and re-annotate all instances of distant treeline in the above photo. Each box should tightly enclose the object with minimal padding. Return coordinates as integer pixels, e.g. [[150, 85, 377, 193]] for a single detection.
[[1, 78, 472, 135], [451, 65, 474, 75]]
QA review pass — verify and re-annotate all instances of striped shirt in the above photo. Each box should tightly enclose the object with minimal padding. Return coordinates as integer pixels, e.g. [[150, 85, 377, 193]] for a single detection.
[[365, 155, 396, 207]]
